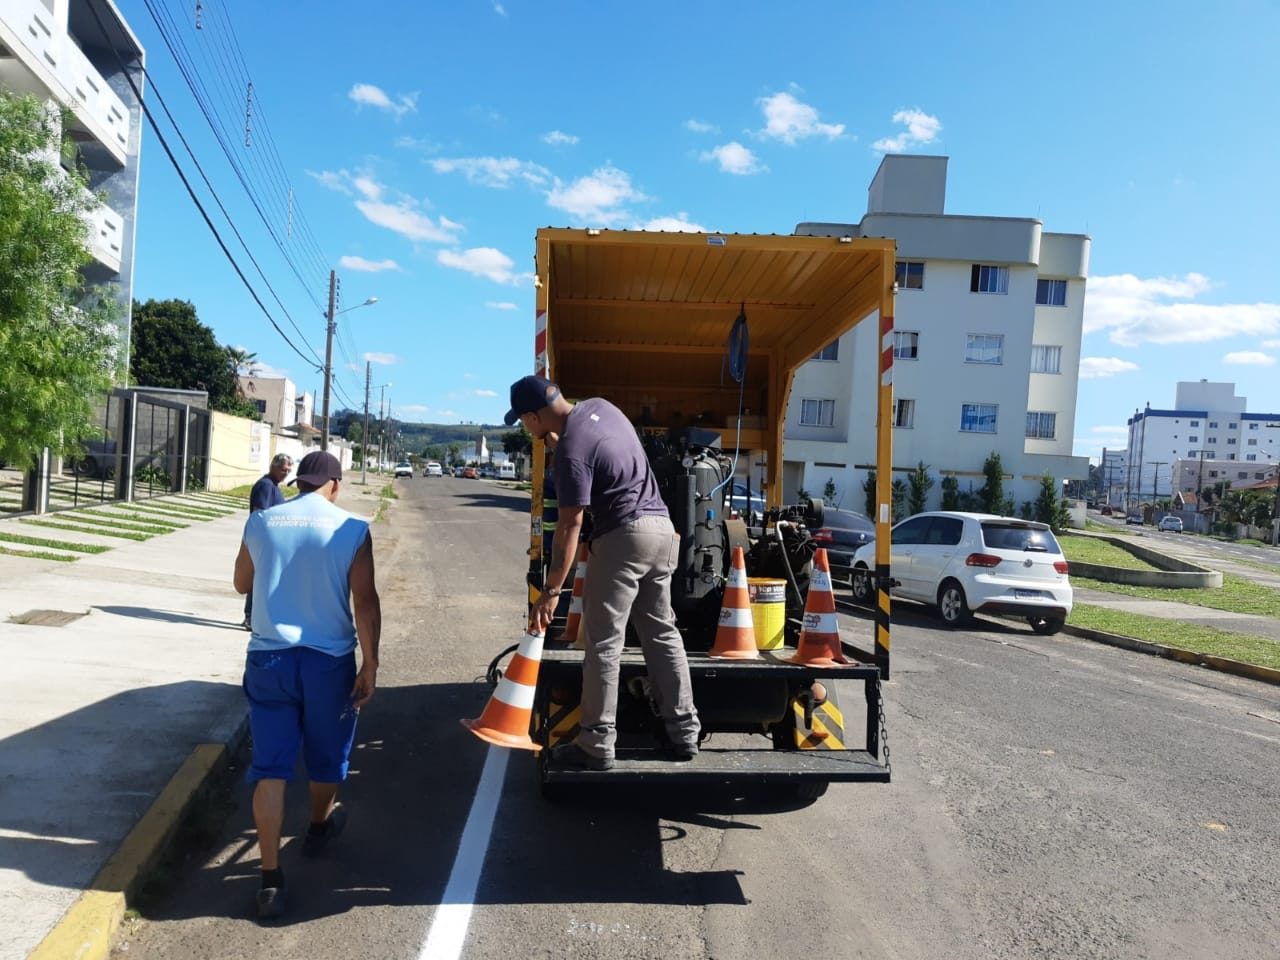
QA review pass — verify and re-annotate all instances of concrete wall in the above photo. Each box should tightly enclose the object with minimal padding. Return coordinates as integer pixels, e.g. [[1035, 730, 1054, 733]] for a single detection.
[[206, 413, 354, 492]]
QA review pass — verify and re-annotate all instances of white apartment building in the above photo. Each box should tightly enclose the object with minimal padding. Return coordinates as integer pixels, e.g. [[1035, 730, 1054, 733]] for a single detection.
[[1127, 381, 1280, 504], [0, 0, 145, 364], [237, 374, 314, 429], [785, 155, 1090, 512]]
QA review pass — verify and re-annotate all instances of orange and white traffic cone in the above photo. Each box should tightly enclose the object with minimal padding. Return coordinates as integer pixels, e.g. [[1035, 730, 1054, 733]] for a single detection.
[[563, 544, 589, 648], [789, 548, 849, 666], [709, 546, 761, 659], [461, 631, 544, 750]]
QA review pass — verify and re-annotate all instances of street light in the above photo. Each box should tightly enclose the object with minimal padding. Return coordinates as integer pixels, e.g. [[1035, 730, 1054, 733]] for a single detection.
[[362, 373, 392, 486], [321, 268, 377, 451]]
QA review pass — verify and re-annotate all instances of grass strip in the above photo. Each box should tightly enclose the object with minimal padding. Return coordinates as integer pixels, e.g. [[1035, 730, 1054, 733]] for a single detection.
[[83, 509, 187, 529], [1072, 572, 1280, 618], [1059, 535, 1158, 571], [19, 519, 148, 542], [53, 513, 182, 535], [0, 544, 77, 562], [127, 504, 231, 521], [0, 529, 114, 552], [1071, 602, 1280, 670]]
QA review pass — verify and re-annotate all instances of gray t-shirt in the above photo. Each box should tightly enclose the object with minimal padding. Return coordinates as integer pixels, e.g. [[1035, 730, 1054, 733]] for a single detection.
[[554, 397, 668, 537]]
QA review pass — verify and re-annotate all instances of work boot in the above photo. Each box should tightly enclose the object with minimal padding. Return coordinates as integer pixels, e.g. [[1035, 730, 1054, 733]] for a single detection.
[[548, 742, 614, 771], [302, 803, 347, 857]]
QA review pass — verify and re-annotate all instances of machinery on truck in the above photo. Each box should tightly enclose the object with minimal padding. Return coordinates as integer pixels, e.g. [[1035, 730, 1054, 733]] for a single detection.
[[506, 228, 899, 801]]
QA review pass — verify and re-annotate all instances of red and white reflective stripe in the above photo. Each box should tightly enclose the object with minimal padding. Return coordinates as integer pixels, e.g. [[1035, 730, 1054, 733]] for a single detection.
[[718, 606, 754, 628], [490, 632, 542, 709], [803, 611, 839, 633], [880, 314, 894, 387], [810, 569, 832, 592], [726, 564, 748, 588], [534, 309, 547, 374], [492, 677, 536, 710]]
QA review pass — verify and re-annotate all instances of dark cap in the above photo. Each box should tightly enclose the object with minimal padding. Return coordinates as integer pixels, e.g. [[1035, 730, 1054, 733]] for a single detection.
[[291, 450, 342, 487], [504, 375, 561, 425]]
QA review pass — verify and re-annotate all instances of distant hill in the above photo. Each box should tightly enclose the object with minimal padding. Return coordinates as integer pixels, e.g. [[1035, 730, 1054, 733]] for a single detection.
[[399, 422, 512, 446]]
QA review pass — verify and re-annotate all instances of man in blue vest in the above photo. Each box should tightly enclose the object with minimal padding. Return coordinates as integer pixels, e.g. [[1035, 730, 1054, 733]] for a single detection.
[[233, 450, 381, 920], [242, 452, 293, 629]]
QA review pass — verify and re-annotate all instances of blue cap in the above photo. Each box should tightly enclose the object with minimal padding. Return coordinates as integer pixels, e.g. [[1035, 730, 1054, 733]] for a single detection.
[[504, 375, 561, 425]]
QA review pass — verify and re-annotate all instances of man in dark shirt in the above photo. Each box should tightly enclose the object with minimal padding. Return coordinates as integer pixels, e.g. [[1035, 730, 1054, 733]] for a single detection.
[[506, 375, 700, 770], [243, 452, 293, 629]]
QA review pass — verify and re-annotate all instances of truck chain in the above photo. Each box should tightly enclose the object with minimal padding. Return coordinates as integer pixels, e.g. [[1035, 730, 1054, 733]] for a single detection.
[[877, 675, 891, 777]]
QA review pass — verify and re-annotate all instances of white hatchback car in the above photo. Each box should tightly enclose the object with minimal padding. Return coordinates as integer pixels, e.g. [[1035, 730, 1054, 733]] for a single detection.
[[848, 511, 1073, 635]]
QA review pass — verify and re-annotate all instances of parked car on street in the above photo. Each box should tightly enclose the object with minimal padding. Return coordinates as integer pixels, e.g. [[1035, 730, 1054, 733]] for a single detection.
[[726, 480, 766, 523], [1157, 515, 1184, 533], [394, 462, 413, 478], [1126, 513, 1145, 525], [848, 511, 1073, 635], [424, 461, 444, 477], [809, 507, 876, 572], [453, 465, 467, 477], [462, 466, 478, 479]]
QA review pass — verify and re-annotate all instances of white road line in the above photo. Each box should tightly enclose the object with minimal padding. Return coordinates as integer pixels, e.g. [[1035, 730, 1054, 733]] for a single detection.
[[417, 745, 510, 960]]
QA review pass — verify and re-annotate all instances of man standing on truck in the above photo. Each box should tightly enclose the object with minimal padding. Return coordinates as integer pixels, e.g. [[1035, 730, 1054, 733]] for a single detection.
[[506, 374, 700, 770], [233, 450, 381, 920], [242, 452, 293, 629]]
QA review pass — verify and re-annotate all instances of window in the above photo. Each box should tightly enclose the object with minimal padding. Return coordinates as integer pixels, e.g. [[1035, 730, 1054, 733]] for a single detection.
[[1238, 472, 1248, 480], [1228, 454, 1236, 460], [1228, 438, 1237, 445], [893, 331, 919, 359], [894, 398, 915, 428], [812, 341, 838, 361], [1208, 437, 1217, 444], [1209, 421, 1218, 428], [1248, 439, 1258, 445], [1026, 411, 1057, 439], [960, 403, 998, 434], [253, 399, 267, 414], [1249, 422, 1259, 430], [1189, 436, 1199, 443], [799, 398, 835, 427], [1030, 344, 1062, 373], [1257, 472, 1267, 479], [965, 334, 1004, 364], [970, 264, 1009, 294], [1036, 279, 1067, 306], [1247, 454, 1257, 461], [1229, 422, 1238, 429], [895, 260, 925, 289], [1209, 470, 1219, 478], [1191, 420, 1201, 427]]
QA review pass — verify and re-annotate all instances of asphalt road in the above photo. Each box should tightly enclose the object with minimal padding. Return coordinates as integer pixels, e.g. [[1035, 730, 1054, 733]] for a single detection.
[[115, 481, 1280, 960]]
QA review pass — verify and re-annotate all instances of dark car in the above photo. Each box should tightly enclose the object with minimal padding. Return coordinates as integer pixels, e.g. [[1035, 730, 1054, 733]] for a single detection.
[[809, 507, 875, 572]]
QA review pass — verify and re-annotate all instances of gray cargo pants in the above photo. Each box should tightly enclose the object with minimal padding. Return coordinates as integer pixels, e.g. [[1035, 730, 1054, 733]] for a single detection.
[[578, 515, 701, 758]]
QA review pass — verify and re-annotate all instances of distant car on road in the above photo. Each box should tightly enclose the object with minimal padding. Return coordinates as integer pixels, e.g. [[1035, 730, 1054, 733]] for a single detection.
[[424, 461, 443, 477], [1157, 515, 1184, 533], [453, 465, 467, 477], [462, 466, 478, 479], [394, 462, 413, 478], [1126, 513, 1144, 525]]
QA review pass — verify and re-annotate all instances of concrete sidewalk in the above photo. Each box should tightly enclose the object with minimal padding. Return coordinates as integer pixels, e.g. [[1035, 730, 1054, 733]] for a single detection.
[[0, 488, 382, 960]]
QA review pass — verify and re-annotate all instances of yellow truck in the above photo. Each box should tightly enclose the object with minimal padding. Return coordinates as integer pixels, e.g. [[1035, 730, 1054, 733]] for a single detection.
[[520, 227, 897, 800]]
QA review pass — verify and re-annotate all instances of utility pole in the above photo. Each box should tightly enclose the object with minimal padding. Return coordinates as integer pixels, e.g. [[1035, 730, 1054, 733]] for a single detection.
[[1146, 460, 1166, 505], [320, 269, 337, 451], [362, 361, 371, 486]]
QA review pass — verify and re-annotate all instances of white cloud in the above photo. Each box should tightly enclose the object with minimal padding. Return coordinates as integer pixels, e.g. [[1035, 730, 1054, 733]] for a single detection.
[[437, 247, 532, 285], [399, 404, 429, 414], [310, 170, 462, 244], [1262, 339, 1280, 348], [348, 83, 418, 117], [1091, 425, 1131, 437], [635, 214, 707, 233], [364, 352, 398, 365], [437, 409, 459, 419], [486, 301, 519, 310], [542, 130, 578, 146], [756, 90, 844, 144], [493, 2, 507, 15], [872, 108, 943, 153], [307, 169, 351, 194], [685, 119, 718, 134], [700, 141, 767, 175], [1223, 351, 1276, 366], [339, 255, 401, 273], [473, 389, 498, 397], [1078, 357, 1140, 379], [1085, 273, 1280, 347], [431, 156, 551, 188], [546, 166, 647, 225]]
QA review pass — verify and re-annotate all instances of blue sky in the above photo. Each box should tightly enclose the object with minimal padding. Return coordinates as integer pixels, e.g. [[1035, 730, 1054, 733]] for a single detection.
[[122, 0, 1280, 461]]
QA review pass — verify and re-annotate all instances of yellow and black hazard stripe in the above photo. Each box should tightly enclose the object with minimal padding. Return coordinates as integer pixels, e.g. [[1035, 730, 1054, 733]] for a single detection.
[[544, 701, 581, 747], [791, 688, 847, 750]]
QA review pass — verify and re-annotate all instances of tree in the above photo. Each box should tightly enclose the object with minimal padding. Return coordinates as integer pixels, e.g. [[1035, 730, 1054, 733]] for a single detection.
[[891, 478, 908, 522], [0, 92, 121, 466], [940, 474, 960, 510], [862, 470, 876, 517], [129, 299, 258, 417], [1034, 473, 1070, 532], [978, 452, 1005, 514], [822, 477, 838, 506], [907, 461, 934, 515], [502, 429, 532, 459]]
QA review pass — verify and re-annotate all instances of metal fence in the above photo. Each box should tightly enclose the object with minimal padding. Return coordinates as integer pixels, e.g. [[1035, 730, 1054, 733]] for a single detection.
[[0, 388, 211, 518]]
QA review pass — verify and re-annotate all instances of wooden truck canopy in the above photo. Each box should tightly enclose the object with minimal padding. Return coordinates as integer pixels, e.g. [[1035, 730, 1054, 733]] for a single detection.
[[534, 228, 897, 508]]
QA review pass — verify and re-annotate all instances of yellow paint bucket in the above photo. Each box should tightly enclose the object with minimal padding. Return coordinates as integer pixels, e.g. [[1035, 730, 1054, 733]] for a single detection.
[[747, 578, 786, 650]]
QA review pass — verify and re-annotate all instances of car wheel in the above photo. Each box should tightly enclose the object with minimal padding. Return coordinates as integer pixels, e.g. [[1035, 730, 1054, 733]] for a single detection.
[[937, 580, 970, 627], [850, 566, 874, 606], [1029, 616, 1065, 636], [73, 456, 98, 478]]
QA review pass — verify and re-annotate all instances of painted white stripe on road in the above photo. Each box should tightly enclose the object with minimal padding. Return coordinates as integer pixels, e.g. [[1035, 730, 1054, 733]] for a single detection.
[[417, 745, 510, 960]]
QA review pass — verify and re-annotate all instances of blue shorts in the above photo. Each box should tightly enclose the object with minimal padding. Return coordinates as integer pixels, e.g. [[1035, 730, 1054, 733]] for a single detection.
[[242, 646, 359, 783]]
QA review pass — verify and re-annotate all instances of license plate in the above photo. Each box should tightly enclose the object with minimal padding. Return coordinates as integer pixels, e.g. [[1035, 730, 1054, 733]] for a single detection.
[[1015, 589, 1043, 599]]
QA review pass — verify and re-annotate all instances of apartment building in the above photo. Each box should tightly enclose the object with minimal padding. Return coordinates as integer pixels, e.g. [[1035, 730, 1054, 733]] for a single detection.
[[237, 374, 314, 429], [1127, 381, 1280, 504], [0, 0, 144, 364], [785, 155, 1090, 512]]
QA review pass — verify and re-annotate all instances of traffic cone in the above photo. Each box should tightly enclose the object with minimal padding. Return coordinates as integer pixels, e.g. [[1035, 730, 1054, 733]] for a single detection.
[[709, 546, 761, 659], [563, 544, 589, 648], [789, 548, 849, 666], [461, 631, 544, 750]]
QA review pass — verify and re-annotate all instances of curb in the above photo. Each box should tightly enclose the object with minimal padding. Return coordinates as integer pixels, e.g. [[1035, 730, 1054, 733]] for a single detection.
[[1061, 623, 1280, 687], [27, 714, 250, 960]]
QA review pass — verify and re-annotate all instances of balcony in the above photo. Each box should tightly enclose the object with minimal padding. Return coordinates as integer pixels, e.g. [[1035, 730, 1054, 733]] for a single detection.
[[82, 191, 123, 273], [1, 0, 131, 166]]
